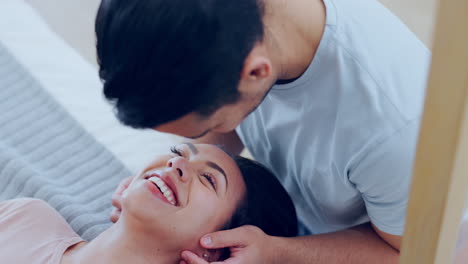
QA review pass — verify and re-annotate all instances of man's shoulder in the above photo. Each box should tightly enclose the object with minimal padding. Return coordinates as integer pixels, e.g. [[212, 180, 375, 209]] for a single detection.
[[264, 0, 431, 125], [239, 0, 430, 164], [328, 0, 431, 119]]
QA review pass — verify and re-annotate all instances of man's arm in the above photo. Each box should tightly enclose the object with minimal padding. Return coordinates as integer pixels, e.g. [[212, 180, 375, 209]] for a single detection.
[[193, 130, 244, 156], [270, 223, 400, 264], [372, 223, 402, 250], [181, 223, 400, 264]]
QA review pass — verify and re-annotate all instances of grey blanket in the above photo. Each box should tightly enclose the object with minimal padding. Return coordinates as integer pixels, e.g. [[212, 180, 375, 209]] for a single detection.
[[0, 43, 131, 241]]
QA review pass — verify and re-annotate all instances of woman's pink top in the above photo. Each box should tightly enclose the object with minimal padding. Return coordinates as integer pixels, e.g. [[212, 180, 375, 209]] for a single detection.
[[0, 198, 84, 264]]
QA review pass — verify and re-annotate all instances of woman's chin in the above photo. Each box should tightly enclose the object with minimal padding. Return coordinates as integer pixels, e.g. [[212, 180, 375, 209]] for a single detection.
[[121, 184, 180, 229]]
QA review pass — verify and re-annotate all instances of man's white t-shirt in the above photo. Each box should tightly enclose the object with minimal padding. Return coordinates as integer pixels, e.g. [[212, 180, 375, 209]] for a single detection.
[[237, 0, 431, 236]]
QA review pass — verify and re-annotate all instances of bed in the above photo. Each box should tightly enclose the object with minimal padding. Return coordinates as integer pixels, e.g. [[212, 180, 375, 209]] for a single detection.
[[0, 0, 181, 240]]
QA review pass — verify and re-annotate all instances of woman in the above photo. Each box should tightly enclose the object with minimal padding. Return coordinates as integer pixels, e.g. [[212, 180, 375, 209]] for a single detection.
[[0, 143, 297, 263]]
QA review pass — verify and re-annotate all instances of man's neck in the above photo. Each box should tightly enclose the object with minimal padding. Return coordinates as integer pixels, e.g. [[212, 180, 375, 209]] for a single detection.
[[264, 0, 326, 81], [62, 220, 180, 264]]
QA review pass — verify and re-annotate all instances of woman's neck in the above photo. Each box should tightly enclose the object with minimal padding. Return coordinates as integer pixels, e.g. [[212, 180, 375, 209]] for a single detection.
[[62, 219, 181, 264]]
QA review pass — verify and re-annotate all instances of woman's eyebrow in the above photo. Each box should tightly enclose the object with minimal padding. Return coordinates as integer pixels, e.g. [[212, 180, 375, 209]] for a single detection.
[[206, 161, 228, 190], [183, 142, 228, 190], [184, 142, 199, 154]]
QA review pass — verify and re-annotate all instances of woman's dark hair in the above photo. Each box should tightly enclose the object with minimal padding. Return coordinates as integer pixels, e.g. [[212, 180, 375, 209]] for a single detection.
[[228, 156, 297, 237], [216, 156, 297, 260], [95, 0, 265, 129]]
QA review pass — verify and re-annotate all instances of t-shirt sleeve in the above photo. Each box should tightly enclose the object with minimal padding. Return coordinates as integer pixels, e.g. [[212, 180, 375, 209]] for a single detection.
[[0, 198, 84, 264], [0, 198, 81, 240], [0, 198, 41, 218], [349, 118, 421, 236]]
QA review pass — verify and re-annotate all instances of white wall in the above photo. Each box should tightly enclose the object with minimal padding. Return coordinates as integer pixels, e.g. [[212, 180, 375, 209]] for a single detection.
[[25, 0, 100, 65], [26, 0, 438, 66], [379, 0, 437, 47]]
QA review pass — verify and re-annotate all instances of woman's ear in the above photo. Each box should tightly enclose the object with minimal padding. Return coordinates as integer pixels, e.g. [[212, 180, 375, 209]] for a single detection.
[[206, 248, 225, 262], [196, 248, 224, 262]]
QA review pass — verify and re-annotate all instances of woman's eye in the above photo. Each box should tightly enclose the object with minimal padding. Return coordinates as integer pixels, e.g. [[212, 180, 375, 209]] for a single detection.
[[201, 173, 217, 191], [170, 146, 183, 156]]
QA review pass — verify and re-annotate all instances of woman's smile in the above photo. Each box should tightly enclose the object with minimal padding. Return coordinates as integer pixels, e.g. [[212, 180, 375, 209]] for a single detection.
[[144, 170, 179, 206], [122, 142, 247, 252]]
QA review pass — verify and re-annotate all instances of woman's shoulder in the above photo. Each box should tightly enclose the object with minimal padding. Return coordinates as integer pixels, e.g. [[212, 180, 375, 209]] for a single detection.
[[0, 198, 49, 215], [0, 198, 71, 235], [0, 198, 74, 232], [0, 198, 83, 264], [1, 197, 48, 206]]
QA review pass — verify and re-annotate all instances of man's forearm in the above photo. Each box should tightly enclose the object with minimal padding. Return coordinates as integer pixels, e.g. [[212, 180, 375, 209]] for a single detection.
[[269, 223, 399, 264]]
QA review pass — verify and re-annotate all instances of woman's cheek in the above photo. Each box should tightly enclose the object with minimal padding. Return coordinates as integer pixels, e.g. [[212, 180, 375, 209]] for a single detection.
[[190, 191, 222, 225]]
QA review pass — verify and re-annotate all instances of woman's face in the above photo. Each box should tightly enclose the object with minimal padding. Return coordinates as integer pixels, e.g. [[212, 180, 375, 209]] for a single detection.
[[121, 143, 246, 250]]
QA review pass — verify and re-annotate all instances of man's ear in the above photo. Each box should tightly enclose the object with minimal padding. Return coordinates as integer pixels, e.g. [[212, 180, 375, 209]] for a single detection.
[[241, 45, 272, 82], [243, 57, 271, 81], [237, 45, 273, 99]]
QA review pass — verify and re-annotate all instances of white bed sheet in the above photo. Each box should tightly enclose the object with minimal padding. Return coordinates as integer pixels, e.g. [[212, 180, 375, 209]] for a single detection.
[[0, 0, 181, 173]]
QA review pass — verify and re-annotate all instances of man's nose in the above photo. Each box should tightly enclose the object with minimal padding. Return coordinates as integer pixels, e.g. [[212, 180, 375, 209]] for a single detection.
[[167, 157, 190, 182]]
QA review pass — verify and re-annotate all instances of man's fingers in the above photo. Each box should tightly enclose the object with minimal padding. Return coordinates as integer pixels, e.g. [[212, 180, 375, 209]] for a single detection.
[[200, 226, 255, 249], [109, 208, 121, 223], [111, 193, 122, 209], [116, 176, 133, 195], [111, 176, 133, 210], [110, 176, 132, 222], [181, 251, 209, 264]]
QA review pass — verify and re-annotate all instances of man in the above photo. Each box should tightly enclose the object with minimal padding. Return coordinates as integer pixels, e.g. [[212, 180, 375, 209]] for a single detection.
[[96, 0, 431, 262]]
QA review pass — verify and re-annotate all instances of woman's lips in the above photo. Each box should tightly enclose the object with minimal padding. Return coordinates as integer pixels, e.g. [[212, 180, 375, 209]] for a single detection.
[[144, 180, 177, 206], [148, 177, 177, 205], [143, 170, 179, 206]]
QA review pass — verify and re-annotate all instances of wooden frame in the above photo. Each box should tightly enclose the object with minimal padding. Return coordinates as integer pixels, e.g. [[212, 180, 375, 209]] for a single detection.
[[400, 0, 468, 263]]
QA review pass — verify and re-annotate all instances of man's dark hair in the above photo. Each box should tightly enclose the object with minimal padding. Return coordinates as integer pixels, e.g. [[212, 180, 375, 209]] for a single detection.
[[220, 156, 297, 259], [95, 0, 265, 128]]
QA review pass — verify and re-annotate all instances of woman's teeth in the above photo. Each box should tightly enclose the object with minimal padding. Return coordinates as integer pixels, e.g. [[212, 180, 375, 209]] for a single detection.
[[148, 177, 176, 206]]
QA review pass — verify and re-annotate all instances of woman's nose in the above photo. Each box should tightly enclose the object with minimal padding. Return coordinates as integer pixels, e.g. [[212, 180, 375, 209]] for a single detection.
[[167, 157, 190, 182]]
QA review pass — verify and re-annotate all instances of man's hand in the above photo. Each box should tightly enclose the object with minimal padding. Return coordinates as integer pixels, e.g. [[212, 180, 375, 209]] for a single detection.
[[110, 176, 133, 223], [181, 223, 399, 264], [180, 226, 275, 264]]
